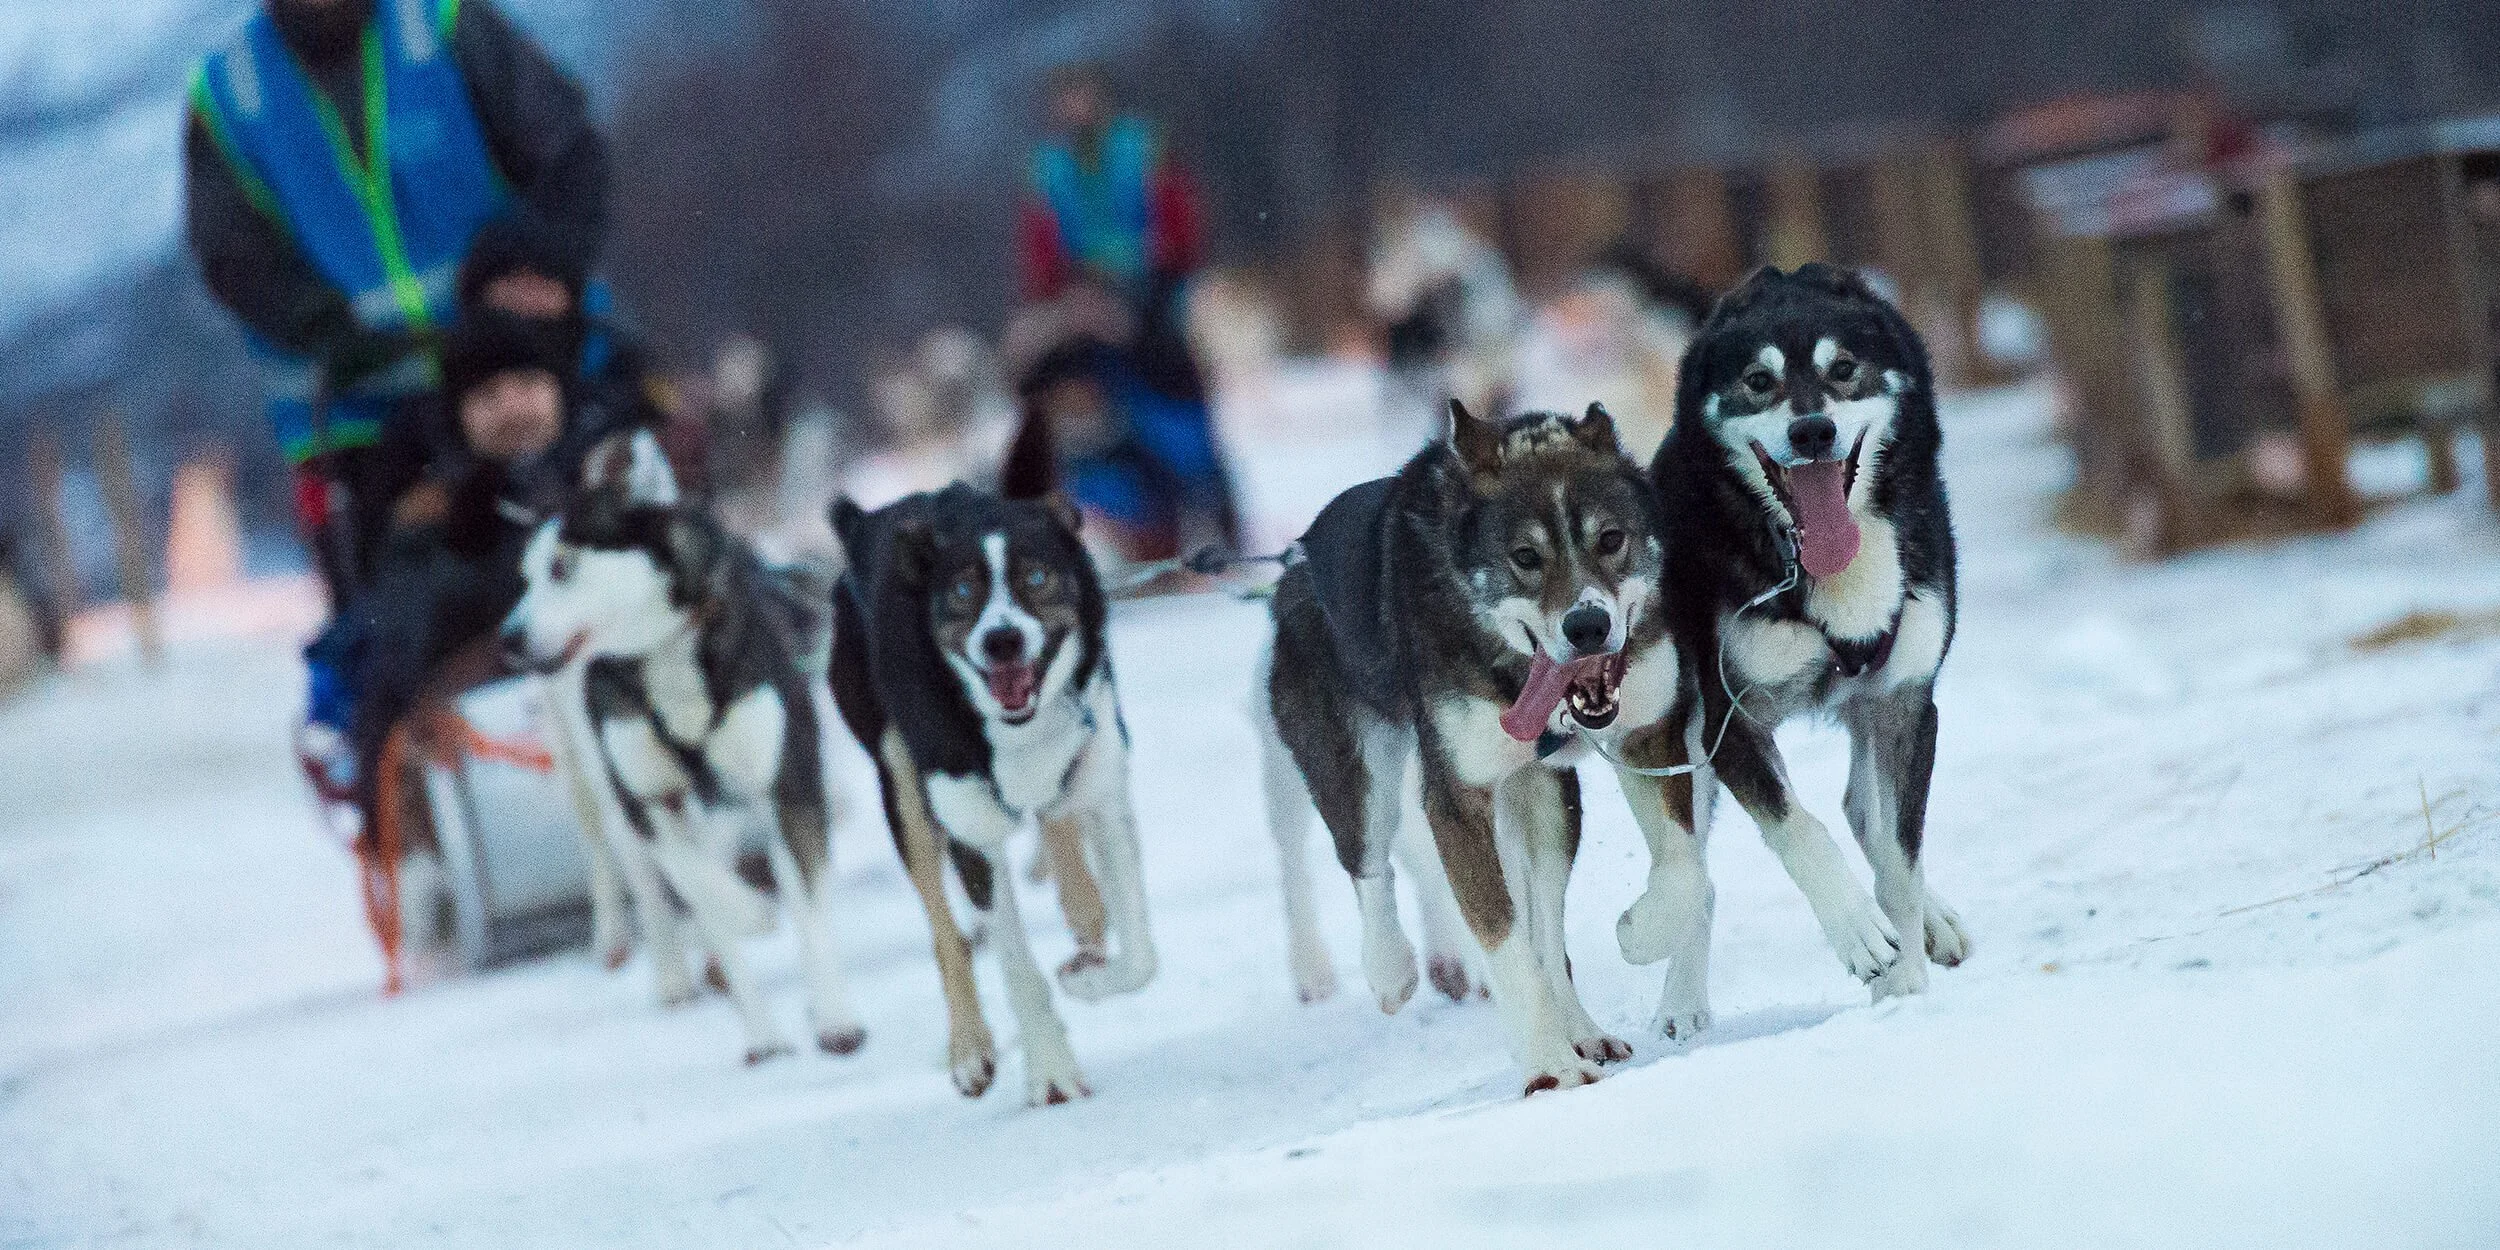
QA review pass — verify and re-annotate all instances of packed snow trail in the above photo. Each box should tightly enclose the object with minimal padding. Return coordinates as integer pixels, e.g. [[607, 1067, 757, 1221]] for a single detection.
[[4, 381, 2499, 1248]]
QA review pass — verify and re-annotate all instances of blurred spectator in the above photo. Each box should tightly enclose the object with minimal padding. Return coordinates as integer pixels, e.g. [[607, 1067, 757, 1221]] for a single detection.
[[184, 0, 609, 598], [1008, 63, 1239, 563]]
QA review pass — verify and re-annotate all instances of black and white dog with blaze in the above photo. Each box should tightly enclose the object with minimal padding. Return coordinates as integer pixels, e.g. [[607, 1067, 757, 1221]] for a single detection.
[[1619, 263, 1971, 1018], [1260, 402, 1677, 1094], [501, 434, 865, 1065], [829, 486, 1156, 1106]]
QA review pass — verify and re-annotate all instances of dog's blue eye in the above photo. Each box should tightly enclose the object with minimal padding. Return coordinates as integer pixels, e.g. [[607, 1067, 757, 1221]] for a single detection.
[[1024, 566, 1049, 589], [952, 578, 978, 602]]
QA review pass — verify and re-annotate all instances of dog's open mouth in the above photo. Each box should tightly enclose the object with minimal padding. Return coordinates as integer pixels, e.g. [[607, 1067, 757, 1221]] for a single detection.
[[986, 662, 1041, 724], [1501, 647, 1631, 741], [1752, 429, 1868, 579]]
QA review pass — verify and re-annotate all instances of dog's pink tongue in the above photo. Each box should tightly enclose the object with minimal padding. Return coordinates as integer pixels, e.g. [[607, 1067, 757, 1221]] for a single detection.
[[988, 664, 1037, 711], [1501, 652, 1572, 741], [1786, 460, 1861, 579]]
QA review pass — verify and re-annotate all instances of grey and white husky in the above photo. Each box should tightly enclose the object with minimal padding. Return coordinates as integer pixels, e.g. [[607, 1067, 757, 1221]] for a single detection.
[[1618, 263, 1972, 1031], [500, 435, 864, 1065], [1259, 401, 1677, 1094]]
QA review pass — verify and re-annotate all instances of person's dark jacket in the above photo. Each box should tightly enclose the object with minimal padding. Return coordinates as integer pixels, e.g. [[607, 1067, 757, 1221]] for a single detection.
[[183, 0, 608, 387]]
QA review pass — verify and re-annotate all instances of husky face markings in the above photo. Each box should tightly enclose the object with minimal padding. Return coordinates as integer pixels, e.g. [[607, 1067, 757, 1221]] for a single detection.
[[1450, 403, 1663, 735], [930, 525, 1085, 727]]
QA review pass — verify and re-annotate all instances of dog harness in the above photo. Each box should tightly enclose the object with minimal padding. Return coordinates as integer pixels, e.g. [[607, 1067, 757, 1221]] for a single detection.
[[192, 0, 508, 460]]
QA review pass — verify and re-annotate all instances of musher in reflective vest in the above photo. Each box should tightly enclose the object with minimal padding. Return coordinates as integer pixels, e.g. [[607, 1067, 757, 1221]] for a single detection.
[[183, 0, 608, 793], [1011, 63, 1239, 562]]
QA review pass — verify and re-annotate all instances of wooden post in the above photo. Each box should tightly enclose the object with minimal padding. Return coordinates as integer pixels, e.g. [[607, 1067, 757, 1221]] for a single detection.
[[1652, 167, 1745, 292], [92, 411, 163, 666], [1765, 156, 1829, 270], [2253, 168, 2363, 527], [27, 427, 80, 624], [1917, 141, 1992, 388], [2433, 151, 2500, 511]]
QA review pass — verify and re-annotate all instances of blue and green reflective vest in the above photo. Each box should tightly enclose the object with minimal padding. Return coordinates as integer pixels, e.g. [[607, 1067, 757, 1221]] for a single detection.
[[191, 0, 507, 462], [1032, 116, 1158, 296]]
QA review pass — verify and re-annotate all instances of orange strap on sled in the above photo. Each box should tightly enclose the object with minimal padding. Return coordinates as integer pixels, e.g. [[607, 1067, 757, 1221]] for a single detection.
[[452, 717, 555, 774], [361, 724, 413, 997]]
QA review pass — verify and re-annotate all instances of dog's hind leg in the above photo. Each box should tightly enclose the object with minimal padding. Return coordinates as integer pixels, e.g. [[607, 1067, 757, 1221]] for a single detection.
[[1350, 726, 1421, 1014], [1515, 767, 1628, 1064], [1255, 649, 1337, 1003], [762, 801, 866, 1056], [1391, 805, 1476, 1002], [1051, 719, 1157, 1002], [1711, 699, 1904, 989], [878, 729, 995, 1097]]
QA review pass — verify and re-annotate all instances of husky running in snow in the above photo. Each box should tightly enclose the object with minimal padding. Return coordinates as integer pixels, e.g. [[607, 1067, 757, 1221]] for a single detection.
[[1616, 264, 1971, 1033], [1260, 402, 1678, 1094], [828, 486, 1156, 1106], [501, 433, 864, 1065]]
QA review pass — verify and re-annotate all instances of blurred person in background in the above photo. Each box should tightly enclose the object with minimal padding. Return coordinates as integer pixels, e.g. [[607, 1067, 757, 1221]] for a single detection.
[[1007, 63, 1239, 564], [183, 0, 608, 794]]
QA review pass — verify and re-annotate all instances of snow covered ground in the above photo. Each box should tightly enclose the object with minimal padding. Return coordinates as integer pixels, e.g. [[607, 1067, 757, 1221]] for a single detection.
[[5, 380, 2500, 1248]]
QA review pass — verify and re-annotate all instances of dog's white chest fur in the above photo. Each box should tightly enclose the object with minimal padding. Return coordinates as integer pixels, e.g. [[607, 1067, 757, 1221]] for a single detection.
[[925, 673, 1114, 845], [1802, 513, 1903, 643]]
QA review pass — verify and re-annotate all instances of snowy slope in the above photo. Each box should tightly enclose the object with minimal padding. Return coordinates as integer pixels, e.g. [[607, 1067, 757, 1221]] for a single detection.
[[4, 381, 2500, 1248]]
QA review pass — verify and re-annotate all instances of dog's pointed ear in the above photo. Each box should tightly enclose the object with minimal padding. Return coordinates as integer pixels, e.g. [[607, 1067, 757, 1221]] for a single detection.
[[1040, 491, 1082, 536], [622, 429, 681, 506], [1572, 402, 1622, 457], [830, 496, 868, 562], [1448, 398, 1503, 478], [891, 517, 937, 585], [583, 431, 635, 493]]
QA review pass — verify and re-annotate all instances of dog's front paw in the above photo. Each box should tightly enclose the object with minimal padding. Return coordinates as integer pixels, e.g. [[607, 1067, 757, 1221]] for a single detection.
[[1024, 1044, 1092, 1108], [1363, 934, 1420, 1015], [1868, 953, 1930, 1002], [1059, 948, 1155, 1002], [1654, 1003, 1712, 1044], [1815, 894, 1904, 983], [1572, 1032, 1633, 1064], [1291, 940, 1339, 1004], [653, 962, 700, 1009], [817, 1024, 867, 1056], [1426, 953, 1472, 1002], [743, 1039, 795, 1067], [949, 1032, 997, 1098], [701, 956, 730, 995], [1520, 1050, 1605, 1097], [1924, 894, 1972, 967], [601, 939, 634, 972]]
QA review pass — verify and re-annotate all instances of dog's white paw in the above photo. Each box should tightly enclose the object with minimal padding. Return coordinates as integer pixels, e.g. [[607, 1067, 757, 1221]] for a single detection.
[[1653, 1002, 1712, 1044], [949, 1031, 997, 1099], [815, 1022, 867, 1056], [1363, 933, 1420, 1015], [1869, 952, 1930, 1002], [1520, 1048, 1606, 1097], [1571, 1030, 1633, 1064], [1023, 1042, 1092, 1108], [1814, 893, 1904, 983], [1924, 895, 1972, 967], [1425, 953, 1472, 1002], [653, 962, 700, 1009], [1058, 948, 1155, 1002], [1290, 941, 1339, 1004]]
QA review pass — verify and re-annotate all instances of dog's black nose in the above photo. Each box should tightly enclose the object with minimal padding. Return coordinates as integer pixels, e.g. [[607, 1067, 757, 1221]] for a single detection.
[[1789, 414, 1838, 460], [1561, 605, 1612, 657], [981, 628, 1025, 664]]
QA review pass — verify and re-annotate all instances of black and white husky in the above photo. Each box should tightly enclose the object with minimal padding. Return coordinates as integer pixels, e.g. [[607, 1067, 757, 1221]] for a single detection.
[[500, 443, 865, 1065], [828, 486, 1156, 1106], [1260, 402, 1676, 1094], [1619, 264, 1971, 1022]]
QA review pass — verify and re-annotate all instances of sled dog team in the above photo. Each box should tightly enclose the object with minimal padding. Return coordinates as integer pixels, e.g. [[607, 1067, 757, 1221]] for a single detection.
[[501, 264, 1970, 1102]]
